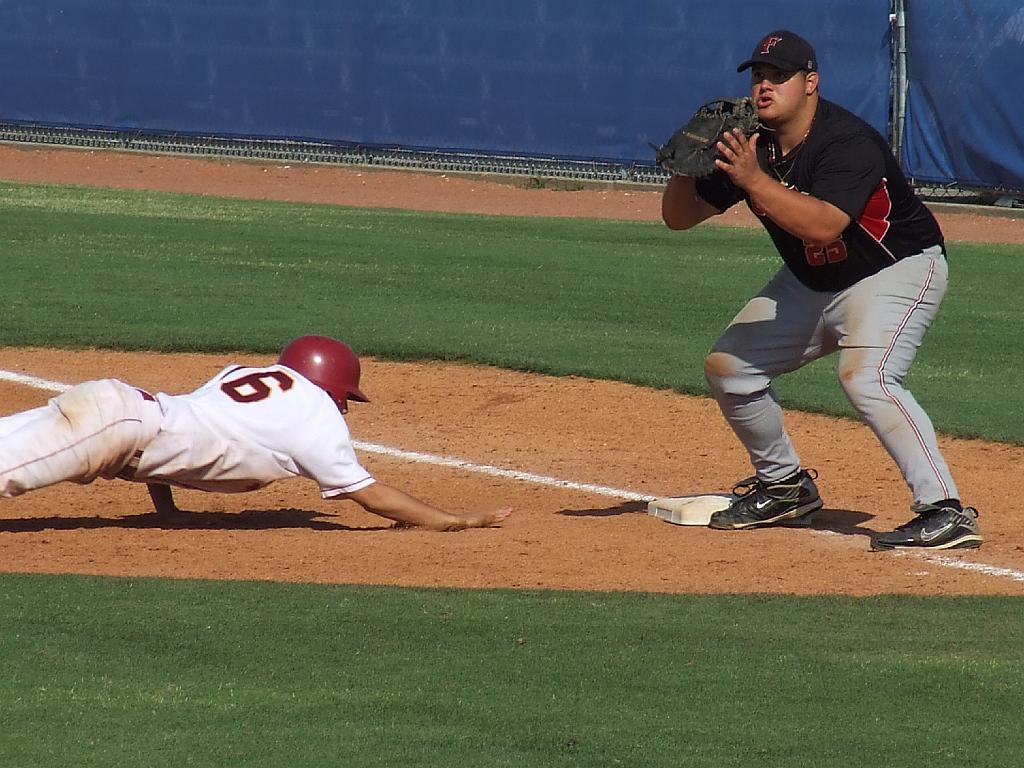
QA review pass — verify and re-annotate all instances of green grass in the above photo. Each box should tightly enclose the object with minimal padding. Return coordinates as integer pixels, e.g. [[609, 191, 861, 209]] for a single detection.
[[2, 574, 1022, 768], [1, 179, 1022, 767], [1, 181, 1020, 441]]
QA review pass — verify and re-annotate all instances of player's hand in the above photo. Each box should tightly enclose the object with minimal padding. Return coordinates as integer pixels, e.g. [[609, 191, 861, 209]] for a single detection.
[[461, 506, 513, 529], [348, 482, 511, 531], [714, 128, 763, 190]]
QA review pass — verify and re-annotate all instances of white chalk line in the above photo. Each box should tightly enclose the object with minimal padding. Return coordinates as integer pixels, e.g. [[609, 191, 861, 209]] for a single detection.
[[0, 370, 72, 393], [352, 441, 653, 502], [4, 368, 1022, 585], [910, 552, 1024, 583]]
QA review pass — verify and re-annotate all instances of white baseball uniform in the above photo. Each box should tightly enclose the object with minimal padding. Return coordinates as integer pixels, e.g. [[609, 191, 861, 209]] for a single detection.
[[0, 364, 375, 500]]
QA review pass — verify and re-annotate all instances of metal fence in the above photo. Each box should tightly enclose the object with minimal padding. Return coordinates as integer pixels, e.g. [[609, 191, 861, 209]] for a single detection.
[[5, 119, 1021, 207], [0, 120, 669, 185]]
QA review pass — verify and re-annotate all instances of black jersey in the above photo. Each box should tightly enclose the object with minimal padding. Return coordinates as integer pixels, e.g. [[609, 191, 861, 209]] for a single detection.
[[695, 98, 944, 292]]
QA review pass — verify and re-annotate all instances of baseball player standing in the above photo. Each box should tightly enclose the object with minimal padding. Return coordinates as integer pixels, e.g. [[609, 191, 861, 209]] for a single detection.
[[660, 30, 981, 551], [0, 335, 512, 531]]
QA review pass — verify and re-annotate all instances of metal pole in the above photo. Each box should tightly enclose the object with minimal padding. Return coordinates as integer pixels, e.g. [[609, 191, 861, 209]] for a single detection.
[[889, 0, 908, 167]]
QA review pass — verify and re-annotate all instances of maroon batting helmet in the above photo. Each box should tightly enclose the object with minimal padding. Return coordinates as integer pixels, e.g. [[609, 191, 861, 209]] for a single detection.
[[278, 335, 369, 412]]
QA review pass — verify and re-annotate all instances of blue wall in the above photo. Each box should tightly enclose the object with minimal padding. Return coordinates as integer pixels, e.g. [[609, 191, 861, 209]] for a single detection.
[[901, 0, 1024, 188], [0, 1, 889, 160], [2, 0, 1018, 189]]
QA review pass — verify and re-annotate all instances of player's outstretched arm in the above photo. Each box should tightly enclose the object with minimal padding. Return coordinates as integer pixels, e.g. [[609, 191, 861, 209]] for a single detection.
[[146, 483, 180, 515], [342, 482, 512, 531]]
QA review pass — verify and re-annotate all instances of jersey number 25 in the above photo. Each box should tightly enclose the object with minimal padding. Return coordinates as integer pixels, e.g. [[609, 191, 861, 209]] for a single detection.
[[804, 239, 848, 266]]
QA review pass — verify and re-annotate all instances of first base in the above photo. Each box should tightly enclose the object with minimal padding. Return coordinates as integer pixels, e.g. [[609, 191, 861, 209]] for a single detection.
[[647, 494, 733, 526]]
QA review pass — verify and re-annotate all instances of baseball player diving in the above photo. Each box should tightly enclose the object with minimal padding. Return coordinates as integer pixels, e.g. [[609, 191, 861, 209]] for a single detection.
[[659, 30, 981, 551], [0, 335, 512, 531]]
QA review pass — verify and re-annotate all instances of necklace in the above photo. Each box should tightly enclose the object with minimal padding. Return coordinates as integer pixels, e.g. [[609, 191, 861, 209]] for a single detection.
[[768, 118, 814, 185]]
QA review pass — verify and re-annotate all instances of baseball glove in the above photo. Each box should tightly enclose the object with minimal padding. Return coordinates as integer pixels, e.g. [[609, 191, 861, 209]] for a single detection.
[[653, 97, 760, 177]]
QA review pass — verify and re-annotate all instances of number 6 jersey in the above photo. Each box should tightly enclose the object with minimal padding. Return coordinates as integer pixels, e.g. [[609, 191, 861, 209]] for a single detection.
[[132, 364, 375, 497]]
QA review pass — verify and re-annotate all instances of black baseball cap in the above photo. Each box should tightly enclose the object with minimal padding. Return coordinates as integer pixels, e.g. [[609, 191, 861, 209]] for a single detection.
[[737, 30, 818, 73]]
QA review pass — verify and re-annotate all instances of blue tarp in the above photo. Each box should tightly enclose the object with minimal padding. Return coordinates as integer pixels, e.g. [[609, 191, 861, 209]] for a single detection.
[[0, 0, 890, 165], [901, 0, 1024, 189]]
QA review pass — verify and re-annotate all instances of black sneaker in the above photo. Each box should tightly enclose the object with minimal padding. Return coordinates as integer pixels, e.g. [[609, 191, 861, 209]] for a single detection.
[[708, 469, 823, 530], [871, 503, 982, 551]]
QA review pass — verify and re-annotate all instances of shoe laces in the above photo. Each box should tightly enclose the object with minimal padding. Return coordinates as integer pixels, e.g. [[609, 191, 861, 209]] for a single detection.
[[895, 505, 979, 532], [732, 476, 767, 498], [893, 512, 931, 532], [732, 468, 817, 499]]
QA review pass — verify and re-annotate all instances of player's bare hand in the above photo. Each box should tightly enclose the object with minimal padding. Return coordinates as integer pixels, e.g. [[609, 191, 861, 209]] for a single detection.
[[460, 506, 513, 529], [715, 128, 762, 190], [349, 483, 512, 531]]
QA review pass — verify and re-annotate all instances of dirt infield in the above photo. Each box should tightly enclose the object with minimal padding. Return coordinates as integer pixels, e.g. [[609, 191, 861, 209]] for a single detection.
[[1, 143, 1023, 596]]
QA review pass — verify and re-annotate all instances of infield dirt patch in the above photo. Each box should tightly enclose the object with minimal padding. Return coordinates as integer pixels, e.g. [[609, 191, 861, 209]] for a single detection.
[[1, 143, 1022, 595]]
